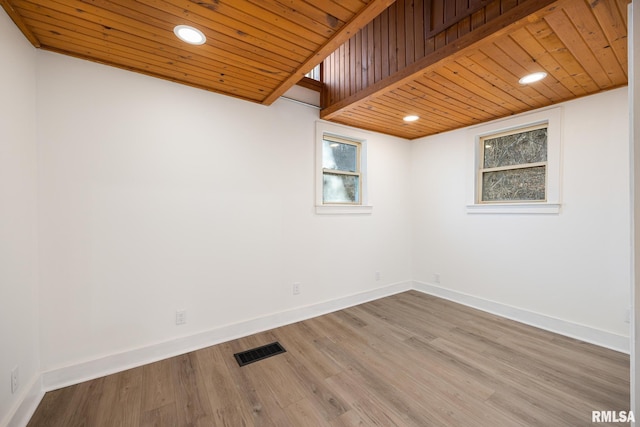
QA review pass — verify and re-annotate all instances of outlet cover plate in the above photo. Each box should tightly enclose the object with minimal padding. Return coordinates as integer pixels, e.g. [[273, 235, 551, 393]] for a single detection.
[[176, 310, 187, 325], [11, 366, 18, 394]]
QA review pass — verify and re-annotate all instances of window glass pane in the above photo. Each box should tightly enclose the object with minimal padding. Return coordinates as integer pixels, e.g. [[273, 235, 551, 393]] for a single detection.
[[483, 127, 547, 168], [323, 173, 360, 203], [482, 166, 546, 202], [323, 140, 357, 172]]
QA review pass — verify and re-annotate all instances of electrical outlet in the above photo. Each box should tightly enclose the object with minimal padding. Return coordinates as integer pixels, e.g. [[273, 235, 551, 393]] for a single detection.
[[625, 308, 631, 324], [175, 310, 187, 325], [292, 282, 301, 295], [375, 271, 381, 281], [433, 273, 441, 284], [11, 366, 18, 394]]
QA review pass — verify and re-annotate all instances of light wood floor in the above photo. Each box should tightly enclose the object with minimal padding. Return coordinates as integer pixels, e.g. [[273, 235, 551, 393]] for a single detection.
[[27, 291, 630, 426]]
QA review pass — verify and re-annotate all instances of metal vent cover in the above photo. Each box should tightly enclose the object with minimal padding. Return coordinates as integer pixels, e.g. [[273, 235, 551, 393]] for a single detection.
[[234, 342, 286, 367]]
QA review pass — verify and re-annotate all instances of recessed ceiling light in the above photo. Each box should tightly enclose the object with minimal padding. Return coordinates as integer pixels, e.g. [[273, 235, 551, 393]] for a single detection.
[[519, 72, 547, 85], [403, 115, 419, 122], [174, 25, 206, 45]]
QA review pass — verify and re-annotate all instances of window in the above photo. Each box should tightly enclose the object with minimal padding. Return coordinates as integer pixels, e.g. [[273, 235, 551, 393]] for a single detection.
[[466, 107, 561, 214], [305, 64, 321, 81], [315, 121, 371, 214], [478, 124, 548, 203], [322, 135, 361, 204]]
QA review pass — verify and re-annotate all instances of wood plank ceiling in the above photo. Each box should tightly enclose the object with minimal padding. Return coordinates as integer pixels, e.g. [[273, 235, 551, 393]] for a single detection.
[[321, 0, 630, 139], [0, 0, 393, 104], [1, 0, 630, 140]]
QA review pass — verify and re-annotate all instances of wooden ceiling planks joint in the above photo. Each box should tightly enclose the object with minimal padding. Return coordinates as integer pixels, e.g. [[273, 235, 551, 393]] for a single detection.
[[321, 0, 630, 140], [321, 0, 564, 117], [0, 0, 392, 105], [0, 0, 39, 46], [262, 0, 397, 105]]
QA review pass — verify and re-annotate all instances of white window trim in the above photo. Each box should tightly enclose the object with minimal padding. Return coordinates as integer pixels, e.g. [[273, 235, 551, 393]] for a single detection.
[[315, 121, 372, 215], [466, 107, 562, 214]]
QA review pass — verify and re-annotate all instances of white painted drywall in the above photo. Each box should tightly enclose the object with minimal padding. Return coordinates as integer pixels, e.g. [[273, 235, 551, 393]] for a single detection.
[[0, 9, 40, 427], [411, 87, 631, 343], [630, 0, 639, 417], [35, 51, 412, 372]]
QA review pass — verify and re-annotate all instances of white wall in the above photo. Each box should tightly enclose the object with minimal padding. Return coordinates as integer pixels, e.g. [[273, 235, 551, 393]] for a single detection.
[[630, 0, 639, 415], [0, 9, 40, 427], [35, 52, 412, 374], [411, 87, 631, 348]]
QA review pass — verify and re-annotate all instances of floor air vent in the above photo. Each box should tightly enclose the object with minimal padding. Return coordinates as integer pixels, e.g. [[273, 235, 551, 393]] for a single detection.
[[234, 342, 286, 367]]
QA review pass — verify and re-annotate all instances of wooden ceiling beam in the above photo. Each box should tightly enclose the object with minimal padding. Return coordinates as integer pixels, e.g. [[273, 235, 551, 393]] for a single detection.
[[320, 0, 565, 121], [0, 0, 40, 47], [261, 0, 396, 106]]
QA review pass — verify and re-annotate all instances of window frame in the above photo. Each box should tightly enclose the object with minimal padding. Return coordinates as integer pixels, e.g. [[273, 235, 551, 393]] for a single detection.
[[315, 121, 372, 215], [477, 122, 549, 204], [322, 134, 362, 205], [466, 107, 562, 214]]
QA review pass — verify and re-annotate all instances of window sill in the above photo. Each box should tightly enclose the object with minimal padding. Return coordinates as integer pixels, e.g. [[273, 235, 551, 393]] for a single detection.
[[466, 203, 561, 215], [315, 205, 373, 215]]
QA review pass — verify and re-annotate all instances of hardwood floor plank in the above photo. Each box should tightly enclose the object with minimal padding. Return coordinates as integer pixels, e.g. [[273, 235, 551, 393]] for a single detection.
[[170, 353, 215, 426], [328, 410, 369, 427], [62, 376, 106, 426], [325, 370, 419, 427], [94, 367, 143, 427], [139, 402, 178, 427], [193, 346, 255, 426], [430, 335, 626, 425], [140, 358, 175, 413], [313, 335, 460, 426], [271, 322, 342, 380], [26, 291, 630, 426], [283, 398, 330, 426], [26, 385, 77, 427], [264, 331, 348, 421]]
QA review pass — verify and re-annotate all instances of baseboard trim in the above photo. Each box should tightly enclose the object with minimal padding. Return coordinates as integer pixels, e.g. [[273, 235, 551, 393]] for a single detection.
[[4, 374, 43, 427], [412, 280, 629, 354], [41, 281, 412, 392]]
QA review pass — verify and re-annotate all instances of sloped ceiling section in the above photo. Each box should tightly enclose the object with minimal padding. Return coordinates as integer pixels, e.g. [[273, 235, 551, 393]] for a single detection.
[[0, 0, 393, 104], [321, 0, 630, 139], [1, 0, 630, 139]]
